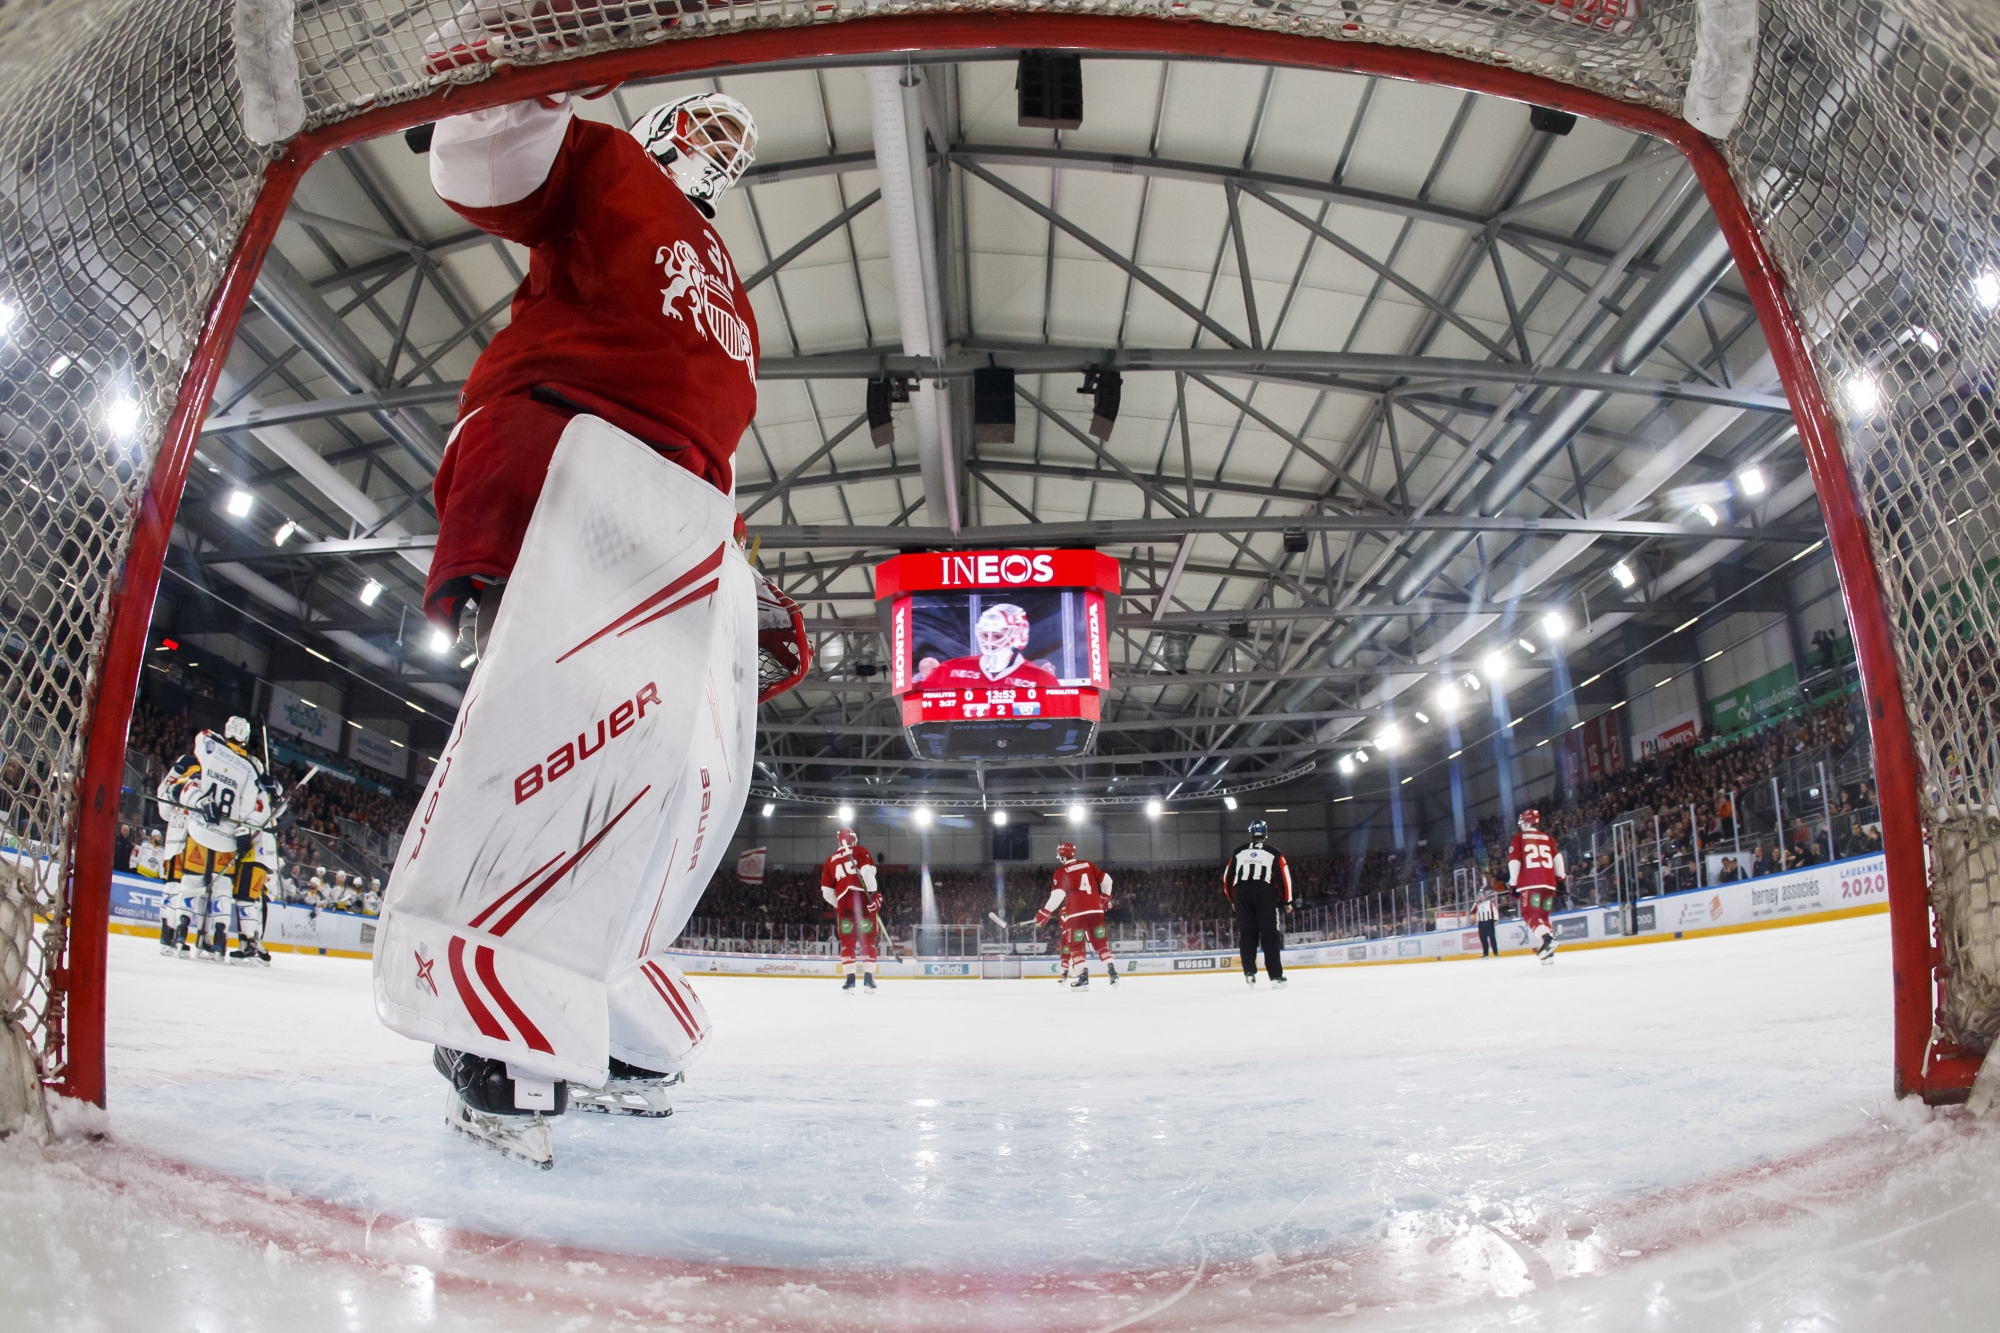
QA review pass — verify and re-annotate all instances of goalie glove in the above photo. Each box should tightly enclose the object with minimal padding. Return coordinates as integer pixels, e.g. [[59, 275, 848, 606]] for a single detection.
[[755, 570, 810, 704]]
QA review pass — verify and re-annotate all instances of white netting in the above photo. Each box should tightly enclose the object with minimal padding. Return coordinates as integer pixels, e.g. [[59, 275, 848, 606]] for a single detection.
[[0, 0, 1994, 1099]]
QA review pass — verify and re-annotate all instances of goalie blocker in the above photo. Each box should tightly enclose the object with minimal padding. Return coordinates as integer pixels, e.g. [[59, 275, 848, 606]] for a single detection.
[[375, 417, 799, 1100]]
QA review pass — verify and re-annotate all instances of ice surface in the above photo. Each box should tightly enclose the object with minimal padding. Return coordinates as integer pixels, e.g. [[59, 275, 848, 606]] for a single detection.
[[6, 917, 2000, 1329]]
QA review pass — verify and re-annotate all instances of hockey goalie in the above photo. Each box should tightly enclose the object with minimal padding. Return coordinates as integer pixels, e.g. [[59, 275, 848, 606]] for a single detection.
[[372, 55, 807, 1167]]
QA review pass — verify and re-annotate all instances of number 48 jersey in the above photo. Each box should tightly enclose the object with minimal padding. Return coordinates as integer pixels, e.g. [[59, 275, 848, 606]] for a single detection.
[[1506, 829, 1566, 892]]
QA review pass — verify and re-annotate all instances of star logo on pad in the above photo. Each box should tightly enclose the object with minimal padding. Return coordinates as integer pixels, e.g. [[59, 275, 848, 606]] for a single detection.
[[414, 949, 438, 997]]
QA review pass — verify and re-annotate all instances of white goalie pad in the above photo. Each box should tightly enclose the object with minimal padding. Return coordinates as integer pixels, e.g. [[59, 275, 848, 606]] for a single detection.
[[374, 415, 755, 1086]]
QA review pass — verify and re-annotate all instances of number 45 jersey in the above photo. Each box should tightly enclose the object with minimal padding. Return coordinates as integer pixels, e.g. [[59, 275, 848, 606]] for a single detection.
[[1506, 829, 1565, 892]]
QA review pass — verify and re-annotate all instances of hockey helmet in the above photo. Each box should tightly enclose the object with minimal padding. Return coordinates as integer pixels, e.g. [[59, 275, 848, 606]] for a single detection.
[[224, 716, 251, 745], [1518, 808, 1541, 832], [836, 826, 858, 850], [975, 604, 1032, 656], [631, 93, 758, 217], [1248, 819, 1269, 842], [1056, 841, 1078, 862]]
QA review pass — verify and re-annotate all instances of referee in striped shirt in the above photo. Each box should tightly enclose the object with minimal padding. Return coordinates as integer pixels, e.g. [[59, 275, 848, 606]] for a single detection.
[[1222, 821, 1292, 987]]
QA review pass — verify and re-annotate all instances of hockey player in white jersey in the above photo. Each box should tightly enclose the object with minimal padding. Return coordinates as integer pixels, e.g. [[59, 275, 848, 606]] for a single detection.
[[372, 54, 808, 1168], [227, 828, 281, 965], [155, 771, 192, 955], [160, 717, 282, 960]]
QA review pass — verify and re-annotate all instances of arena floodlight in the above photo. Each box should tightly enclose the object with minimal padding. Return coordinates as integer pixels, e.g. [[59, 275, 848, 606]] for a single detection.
[[1695, 502, 1720, 526], [226, 489, 253, 517], [1068, 803, 1086, 824], [1519, 638, 1537, 654], [1414, 710, 1430, 724], [1223, 796, 1238, 811], [105, 395, 142, 438], [1483, 651, 1509, 684], [1542, 611, 1567, 642], [273, 519, 296, 546], [1144, 799, 1162, 818], [1845, 374, 1881, 415], [429, 628, 452, 654], [761, 802, 775, 817], [913, 805, 933, 826], [358, 578, 383, 606], [1737, 466, 1767, 497], [992, 809, 1008, 826], [837, 804, 855, 823], [0, 300, 16, 336], [1611, 561, 1637, 590], [1375, 723, 1401, 752], [1354, 749, 1370, 764], [458, 652, 478, 669], [1337, 756, 1355, 776], [1436, 680, 1460, 713], [1976, 272, 2000, 310]]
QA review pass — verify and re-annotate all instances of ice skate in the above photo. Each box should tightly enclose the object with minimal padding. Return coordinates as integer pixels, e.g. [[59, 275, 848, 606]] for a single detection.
[[1271, 976, 1289, 989], [862, 973, 877, 993], [1536, 936, 1556, 964], [571, 1064, 681, 1118], [1106, 961, 1119, 987], [446, 1089, 555, 1169], [841, 973, 857, 993], [228, 943, 272, 967], [1070, 967, 1089, 989], [1245, 973, 1257, 986]]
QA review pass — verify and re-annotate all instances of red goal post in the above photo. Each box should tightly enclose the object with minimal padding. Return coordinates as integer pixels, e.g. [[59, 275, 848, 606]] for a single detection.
[[12, 4, 1967, 1112]]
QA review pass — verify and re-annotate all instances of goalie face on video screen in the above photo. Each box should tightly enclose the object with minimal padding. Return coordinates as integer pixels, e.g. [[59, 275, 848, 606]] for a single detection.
[[909, 591, 1092, 689]]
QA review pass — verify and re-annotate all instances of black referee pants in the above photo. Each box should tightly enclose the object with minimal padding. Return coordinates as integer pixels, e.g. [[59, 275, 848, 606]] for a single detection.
[[1235, 884, 1285, 981], [1477, 919, 1498, 957]]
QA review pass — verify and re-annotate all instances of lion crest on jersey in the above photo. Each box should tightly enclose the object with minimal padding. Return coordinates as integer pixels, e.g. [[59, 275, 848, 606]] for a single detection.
[[656, 236, 754, 379]]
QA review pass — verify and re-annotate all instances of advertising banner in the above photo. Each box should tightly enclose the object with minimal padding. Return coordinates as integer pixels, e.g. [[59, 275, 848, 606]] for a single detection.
[[348, 725, 406, 778], [1638, 709, 1701, 760], [1709, 663, 1799, 736], [267, 685, 343, 749]]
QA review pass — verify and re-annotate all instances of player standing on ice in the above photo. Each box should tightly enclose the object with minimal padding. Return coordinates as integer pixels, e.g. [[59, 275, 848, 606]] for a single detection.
[[821, 827, 882, 993], [372, 39, 810, 1166], [1507, 809, 1566, 963], [1223, 820, 1291, 987], [159, 717, 280, 961], [1036, 840, 1117, 989]]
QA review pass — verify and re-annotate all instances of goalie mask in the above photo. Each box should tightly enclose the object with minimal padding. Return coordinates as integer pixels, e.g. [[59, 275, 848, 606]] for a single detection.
[[224, 716, 251, 746], [975, 605, 1032, 675], [631, 94, 758, 218]]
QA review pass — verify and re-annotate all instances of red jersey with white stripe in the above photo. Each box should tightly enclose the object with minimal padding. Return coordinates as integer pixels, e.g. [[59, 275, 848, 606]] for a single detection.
[[920, 655, 1060, 691], [1506, 830, 1565, 891], [820, 845, 879, 916], [1050, 860, 1111, 917]]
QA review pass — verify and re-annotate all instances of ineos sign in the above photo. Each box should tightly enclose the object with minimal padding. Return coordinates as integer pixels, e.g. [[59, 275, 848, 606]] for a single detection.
[[938, 553, 1057, 587]]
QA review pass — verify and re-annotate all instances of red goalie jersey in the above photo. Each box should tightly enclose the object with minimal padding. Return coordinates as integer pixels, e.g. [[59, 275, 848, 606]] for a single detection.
[[1506, 829, 1566, 892]]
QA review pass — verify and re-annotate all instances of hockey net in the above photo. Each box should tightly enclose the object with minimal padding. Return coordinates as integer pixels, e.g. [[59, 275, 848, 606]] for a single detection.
[[0, 0, 1992, 1117]]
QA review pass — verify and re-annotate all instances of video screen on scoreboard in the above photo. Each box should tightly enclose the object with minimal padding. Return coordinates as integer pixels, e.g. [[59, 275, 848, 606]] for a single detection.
[[905, 590, 1099, 690]]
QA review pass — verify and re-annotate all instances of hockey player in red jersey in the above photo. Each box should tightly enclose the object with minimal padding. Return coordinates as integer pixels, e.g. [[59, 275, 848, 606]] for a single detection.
[[821, 828, 882, 993], [1507, 808, 1567, 963], [916, 605, 1060, 690], [372, 43, 811, 1168], [1036, 841, 1118, 989]]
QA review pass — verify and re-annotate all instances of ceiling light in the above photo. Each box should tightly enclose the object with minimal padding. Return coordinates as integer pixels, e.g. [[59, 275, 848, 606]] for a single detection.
[[1461, 672, 1483, 693], [1845, 374, 1881, 415], [458, 652, 478, 668], [1413, 710, 1430, 724], [1518, 638, 1538, 654], [46, 354, 71, 378], [1374, 723, 1401, 752], [1338, 756, 1355, 776], [429, 628, 452, 654], [1976, 272, 2000, 310], [837, 804, 855, 823], [1068, 803, 1086, 824], [105, 395, 141, 437], [1436, 681, 1460, 712], [0, 301, 16, 336], [274, 520, 297, 546], [993, 809, 1008, 826], [1541, 611, 1567, 641], [358, 579, 383, 606], [762, 802, 775, 817], [1611, 561, 1637, 590], [1145, 800, 1163, 818], [1694, 502, 1720, 526], [226, 489, 253, 517], [913, 805, 933, 826], [1483, 651, 1509, 684], [1223, 796, 1238, 811], [1353, 749, 1370, 764], [1737, 466, 1767, 497]]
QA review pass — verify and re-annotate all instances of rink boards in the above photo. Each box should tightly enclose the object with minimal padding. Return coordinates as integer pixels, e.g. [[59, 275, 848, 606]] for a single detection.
[[98, 853, 1889, 974]]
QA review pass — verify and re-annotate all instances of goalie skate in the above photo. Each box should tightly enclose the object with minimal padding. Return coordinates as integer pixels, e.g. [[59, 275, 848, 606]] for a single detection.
[[571, 1068, 681, 1118], [446, 1089, 554, 1169]]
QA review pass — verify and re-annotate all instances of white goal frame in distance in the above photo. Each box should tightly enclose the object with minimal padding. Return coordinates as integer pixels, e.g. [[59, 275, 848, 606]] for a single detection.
[[53, 13, 1946, 1111]]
